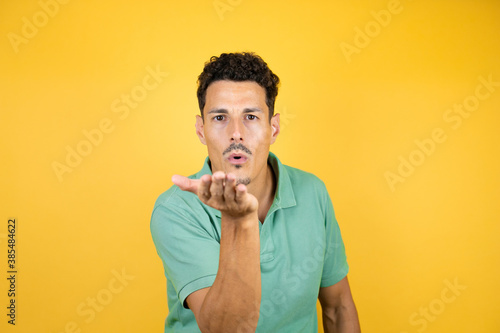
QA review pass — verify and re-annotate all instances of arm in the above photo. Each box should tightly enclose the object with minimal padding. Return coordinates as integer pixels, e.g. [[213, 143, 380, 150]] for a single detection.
[[318, 276, 361, 333], [173, 172, 261, 333]]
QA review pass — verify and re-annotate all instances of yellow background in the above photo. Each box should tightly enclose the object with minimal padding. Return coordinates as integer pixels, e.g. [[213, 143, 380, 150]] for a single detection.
[[1, 0, 499, 332]]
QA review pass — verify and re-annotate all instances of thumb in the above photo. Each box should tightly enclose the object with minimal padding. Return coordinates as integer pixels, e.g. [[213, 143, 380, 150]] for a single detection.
[[172, 175, 200, 194]]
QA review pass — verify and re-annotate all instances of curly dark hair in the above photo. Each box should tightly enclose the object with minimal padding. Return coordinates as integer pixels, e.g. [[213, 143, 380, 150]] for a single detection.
[[197, 52, 280, 121]]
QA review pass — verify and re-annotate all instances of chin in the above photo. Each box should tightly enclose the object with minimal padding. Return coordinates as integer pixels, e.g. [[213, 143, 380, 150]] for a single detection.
[[236, 177, 251, 186]]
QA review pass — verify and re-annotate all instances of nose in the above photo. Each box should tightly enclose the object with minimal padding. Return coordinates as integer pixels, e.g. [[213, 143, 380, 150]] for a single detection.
[[229, 118, 244, 142]]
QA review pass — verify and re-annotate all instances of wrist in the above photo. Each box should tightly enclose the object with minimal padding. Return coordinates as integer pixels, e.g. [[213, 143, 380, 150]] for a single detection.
[[221, 211, 258, 230]]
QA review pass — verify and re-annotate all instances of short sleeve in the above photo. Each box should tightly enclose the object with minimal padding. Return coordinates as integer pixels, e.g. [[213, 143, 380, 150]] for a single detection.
[[150, 201, 220, 308], [320, 190, 349, 288]]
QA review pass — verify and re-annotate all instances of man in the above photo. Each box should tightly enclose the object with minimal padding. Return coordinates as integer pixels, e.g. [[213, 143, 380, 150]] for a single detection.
[[151, 52, 360, 332]]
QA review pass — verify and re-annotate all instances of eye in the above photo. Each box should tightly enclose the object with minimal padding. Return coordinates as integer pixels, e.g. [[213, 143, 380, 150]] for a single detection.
[[246, 114, 257, 120], [213, 115, 225, 121]]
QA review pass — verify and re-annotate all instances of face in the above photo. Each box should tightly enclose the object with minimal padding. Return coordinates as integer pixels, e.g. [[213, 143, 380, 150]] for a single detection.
[[195, 80, 280, 187]]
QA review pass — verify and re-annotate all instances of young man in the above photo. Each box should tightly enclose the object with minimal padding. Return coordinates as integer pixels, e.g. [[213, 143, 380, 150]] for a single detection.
[[151, 52, 360, 332]]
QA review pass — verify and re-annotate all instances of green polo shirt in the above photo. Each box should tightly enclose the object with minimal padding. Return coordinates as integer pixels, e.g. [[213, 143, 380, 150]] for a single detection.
[[150, 152, 349, 332]]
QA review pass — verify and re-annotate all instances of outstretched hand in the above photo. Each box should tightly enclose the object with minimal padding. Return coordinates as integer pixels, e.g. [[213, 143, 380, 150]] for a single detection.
[[172, 171, 258, 219]]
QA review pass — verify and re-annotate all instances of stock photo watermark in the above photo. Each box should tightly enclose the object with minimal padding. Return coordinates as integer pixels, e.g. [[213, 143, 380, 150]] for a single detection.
[[213, 0, 243, 21], [51, 65, 169, 182], [236, 244, 333, 332], [340, 0, 414, 64], [278, 106, 296, 130], [56, 267, 135, 333], [397, 277, 466, 333], [7, 0, 72, 54], [385, 74, 499, 192], [5, 218, 17, 325]]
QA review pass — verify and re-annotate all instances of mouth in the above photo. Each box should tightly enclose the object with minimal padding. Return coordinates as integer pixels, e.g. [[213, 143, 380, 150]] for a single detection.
[[227, 153, 248, 165]]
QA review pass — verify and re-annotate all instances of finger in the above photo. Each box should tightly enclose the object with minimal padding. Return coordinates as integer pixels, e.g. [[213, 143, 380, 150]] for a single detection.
[[172, 175, 200, 194], [235, 183, 247, 203], [210, 171, 225, 201], [224, 173, 236, 203], [198, 174, 212, 200]]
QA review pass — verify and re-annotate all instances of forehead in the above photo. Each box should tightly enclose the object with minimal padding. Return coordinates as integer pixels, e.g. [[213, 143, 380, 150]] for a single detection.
[[204, 80, 268, 116]]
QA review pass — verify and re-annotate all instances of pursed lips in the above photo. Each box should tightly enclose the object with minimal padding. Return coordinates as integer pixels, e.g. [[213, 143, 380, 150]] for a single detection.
[[223, 143, 252, 166], [227, 153, 248, 165]]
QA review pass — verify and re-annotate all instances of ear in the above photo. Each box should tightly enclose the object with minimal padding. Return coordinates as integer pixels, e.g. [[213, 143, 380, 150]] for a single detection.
[[270, 113, 280, 144], [195, 115, 206, 145]]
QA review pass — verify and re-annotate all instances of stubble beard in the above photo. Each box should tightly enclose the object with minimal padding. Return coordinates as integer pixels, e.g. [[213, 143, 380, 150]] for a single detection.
[[232, 164, 251, 185], [236, 177, 251, 186]]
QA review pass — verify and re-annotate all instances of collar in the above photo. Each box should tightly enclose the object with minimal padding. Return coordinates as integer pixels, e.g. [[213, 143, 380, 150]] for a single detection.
[[194, 152, 297, 218]]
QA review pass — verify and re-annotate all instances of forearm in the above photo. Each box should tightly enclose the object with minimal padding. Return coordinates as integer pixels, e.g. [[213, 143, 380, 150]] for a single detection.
[[323, 303, 360, 333], [198, 213, 261, 332]]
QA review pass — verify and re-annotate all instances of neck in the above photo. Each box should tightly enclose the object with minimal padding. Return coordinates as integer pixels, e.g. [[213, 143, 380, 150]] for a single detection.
[[248, 162, 276, 223]]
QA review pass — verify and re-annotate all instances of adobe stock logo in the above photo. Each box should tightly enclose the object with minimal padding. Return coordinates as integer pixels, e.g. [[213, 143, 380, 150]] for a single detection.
[[340, 0, 412, 64], [51, 65, 169, 182], [275, 106, 296, 131], [385, 74, 499, 192], [213, 0, 243, 21], [236, 244, 330, 332], [56, 268, 135, 333], [7, 0, 71, 54], [401, 277, 466, 333]]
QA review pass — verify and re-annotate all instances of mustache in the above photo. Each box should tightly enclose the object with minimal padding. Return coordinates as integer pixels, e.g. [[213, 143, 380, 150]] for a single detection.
[[223, 143, 252, 155]]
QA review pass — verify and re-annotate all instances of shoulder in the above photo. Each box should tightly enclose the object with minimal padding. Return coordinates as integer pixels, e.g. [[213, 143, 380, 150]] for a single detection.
[[282, 163, 328, 193], [150, 183, 203, 228], [153, 184, 186, 210], [149, 183, 221, 247], [153, 184, 188, 210], [151, 166, 207, 217], [277, 161, 334, 217], [152, 157, 211, 216]]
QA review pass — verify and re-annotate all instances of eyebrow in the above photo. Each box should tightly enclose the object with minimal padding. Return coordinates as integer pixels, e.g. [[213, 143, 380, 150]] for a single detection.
[[207, 107, 263, 114]]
